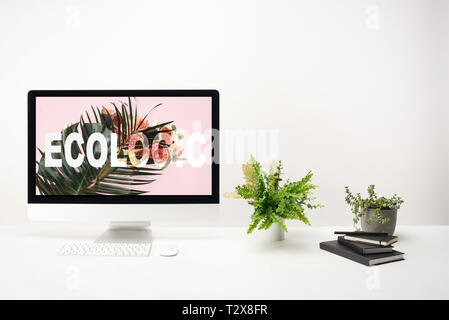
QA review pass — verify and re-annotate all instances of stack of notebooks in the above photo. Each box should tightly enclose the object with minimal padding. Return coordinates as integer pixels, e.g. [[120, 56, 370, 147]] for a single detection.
[[320, 231, 405, 266]]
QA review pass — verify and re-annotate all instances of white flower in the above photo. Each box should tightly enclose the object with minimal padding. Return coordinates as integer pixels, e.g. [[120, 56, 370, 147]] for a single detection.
[[269, 160, 280, 175]]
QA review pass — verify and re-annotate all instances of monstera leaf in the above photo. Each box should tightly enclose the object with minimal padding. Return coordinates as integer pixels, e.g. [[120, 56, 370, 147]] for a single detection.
[[36, 98, 174, 196]]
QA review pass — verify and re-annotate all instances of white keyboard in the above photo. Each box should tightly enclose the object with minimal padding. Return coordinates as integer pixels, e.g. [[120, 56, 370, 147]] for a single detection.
[[58, 242, 152, 257]]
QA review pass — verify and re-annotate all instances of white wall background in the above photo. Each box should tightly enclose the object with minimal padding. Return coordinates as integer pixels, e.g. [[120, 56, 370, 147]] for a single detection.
[[0, 0, 447, 226]]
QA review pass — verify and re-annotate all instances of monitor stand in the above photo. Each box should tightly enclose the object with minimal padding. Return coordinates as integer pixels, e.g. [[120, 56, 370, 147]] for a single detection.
[[95, 221, 152, 243]]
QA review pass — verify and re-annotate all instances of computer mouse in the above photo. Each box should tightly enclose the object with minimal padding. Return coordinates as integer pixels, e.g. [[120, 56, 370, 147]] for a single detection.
[[159, 246, 178, 257]]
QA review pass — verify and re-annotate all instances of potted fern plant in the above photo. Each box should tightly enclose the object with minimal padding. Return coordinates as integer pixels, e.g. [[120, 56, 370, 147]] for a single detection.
[[225, 156, 322, 241], [345, 185, 404, 235]]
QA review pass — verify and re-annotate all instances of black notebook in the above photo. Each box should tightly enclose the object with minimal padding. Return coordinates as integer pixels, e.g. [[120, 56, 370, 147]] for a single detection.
[[338, 236, 393, 255], [343, 234, 398, 247], [320, 240, 404, 266]]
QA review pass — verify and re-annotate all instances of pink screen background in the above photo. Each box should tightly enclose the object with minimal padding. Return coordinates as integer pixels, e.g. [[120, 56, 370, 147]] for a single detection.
[[36, 96, 212, 195]]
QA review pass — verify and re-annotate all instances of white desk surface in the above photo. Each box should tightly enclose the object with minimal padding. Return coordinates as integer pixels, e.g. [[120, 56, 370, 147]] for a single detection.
[[0, 225, 447, 299]]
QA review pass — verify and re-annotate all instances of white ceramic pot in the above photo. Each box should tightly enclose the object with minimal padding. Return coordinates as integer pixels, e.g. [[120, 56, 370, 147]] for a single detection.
[[263, 219, 285, 241]]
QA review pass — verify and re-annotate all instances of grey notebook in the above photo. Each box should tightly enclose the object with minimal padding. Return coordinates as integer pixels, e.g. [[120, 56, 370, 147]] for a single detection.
[[338, 236, 393, 254], [320, 240, 404, 266]]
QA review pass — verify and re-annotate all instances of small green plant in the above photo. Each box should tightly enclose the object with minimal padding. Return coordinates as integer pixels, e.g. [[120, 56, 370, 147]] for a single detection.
[[224, 156, 322, 234], [345, 185, 404, 229]]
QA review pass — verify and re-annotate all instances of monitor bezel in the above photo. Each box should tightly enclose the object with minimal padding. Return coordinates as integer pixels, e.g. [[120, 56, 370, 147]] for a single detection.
[[28, 90, 219, 204]]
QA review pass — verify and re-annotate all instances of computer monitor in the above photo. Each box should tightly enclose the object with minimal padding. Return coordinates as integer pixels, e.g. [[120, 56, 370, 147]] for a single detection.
[[28, 90, 219, 241]]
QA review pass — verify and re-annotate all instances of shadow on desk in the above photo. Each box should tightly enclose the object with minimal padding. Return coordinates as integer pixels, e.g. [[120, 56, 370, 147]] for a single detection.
[[25, 226, 226, 241], [248, 240, 309, 254]]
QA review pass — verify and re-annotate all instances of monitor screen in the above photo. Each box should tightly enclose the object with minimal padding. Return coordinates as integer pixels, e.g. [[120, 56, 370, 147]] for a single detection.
[[28, 91, 219, 203]]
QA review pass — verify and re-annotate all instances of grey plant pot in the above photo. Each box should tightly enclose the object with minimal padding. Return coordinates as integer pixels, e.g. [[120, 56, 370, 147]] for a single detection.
[[361, 208, 397, 236]]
